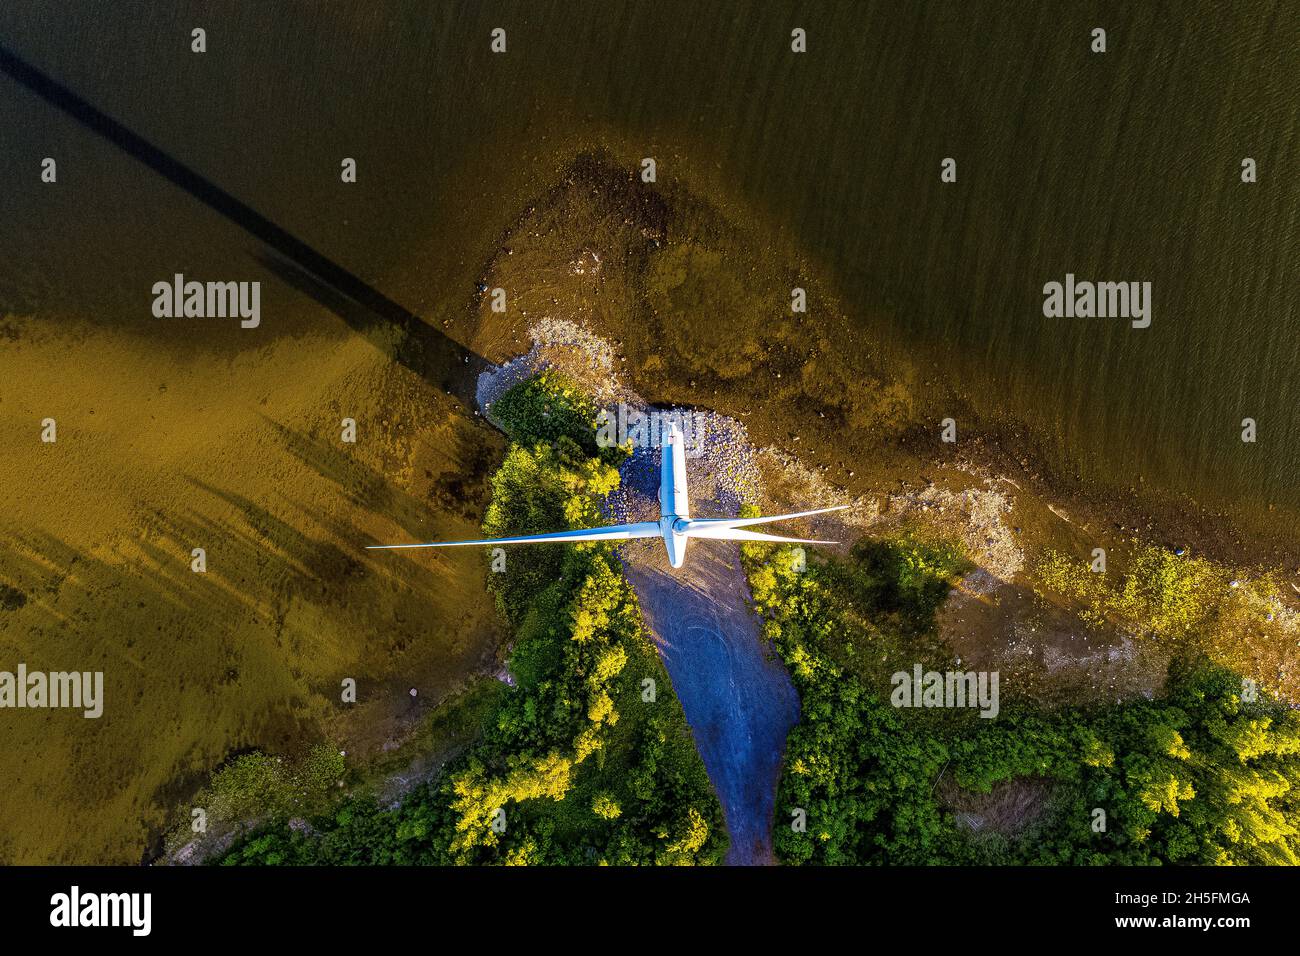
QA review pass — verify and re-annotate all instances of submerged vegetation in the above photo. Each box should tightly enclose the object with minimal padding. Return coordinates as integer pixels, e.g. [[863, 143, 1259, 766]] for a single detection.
[[1036, 545, 1227, 640], [204, 746, 346, 822], [743, 538, 1300, 866], [220, 373, 724, 865], [1035, 544, 1298, 701]]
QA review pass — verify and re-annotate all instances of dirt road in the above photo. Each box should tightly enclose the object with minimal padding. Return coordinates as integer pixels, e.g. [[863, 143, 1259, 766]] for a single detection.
[[624, 538, 800, 865]]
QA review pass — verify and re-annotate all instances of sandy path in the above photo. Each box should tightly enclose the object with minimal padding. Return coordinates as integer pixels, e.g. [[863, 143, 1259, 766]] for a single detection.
[[624, 539, 800, 866]]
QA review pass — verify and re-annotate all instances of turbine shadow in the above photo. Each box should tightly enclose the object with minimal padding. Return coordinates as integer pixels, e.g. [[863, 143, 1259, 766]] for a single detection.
[[253, 251, 484, 402], [0, 42, 486, 404]]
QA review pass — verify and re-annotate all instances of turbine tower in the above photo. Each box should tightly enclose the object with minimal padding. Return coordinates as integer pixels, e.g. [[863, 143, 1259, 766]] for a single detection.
[[367, 422, 846, 569]]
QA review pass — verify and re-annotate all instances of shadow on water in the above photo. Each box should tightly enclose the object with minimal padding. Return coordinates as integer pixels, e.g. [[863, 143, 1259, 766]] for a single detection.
[[253, 250, 487, 402], [0, 43, 488, 405]]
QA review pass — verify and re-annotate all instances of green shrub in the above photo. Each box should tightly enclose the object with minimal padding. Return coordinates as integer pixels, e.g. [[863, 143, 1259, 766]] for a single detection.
[[746, 539, 1300, 866]]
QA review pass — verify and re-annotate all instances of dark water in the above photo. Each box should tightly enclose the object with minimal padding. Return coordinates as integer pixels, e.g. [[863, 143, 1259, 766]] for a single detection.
[[2, 0, 1296, 524]]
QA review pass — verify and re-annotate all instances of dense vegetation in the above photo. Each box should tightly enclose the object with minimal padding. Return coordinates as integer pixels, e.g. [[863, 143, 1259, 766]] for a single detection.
[[744, 536, 1300, 865], [221, 373, 724, 865], [213, 370, 1299, 867]]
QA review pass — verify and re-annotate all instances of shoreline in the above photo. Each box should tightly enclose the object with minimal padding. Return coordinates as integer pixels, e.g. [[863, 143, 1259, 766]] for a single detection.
[[453, 149, 1299, 572], [457, 152, 1300, 706]]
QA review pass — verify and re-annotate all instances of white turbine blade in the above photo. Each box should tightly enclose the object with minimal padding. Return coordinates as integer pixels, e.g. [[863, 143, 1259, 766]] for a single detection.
[[685, 526, 838, 545], [366, 521, 661, 550], [684, 504, 850, 531]]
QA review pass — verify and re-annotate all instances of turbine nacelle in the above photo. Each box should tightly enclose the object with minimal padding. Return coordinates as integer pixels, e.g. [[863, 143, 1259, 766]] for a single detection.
[[367, 420, 847, 569]]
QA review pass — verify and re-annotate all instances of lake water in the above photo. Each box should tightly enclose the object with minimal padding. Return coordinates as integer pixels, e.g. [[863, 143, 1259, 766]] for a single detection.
[[2, 0, 1296, 528]]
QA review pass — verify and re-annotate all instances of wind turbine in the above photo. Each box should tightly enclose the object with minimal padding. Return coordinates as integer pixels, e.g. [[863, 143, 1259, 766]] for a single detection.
[[366, 422, 847, 569]]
